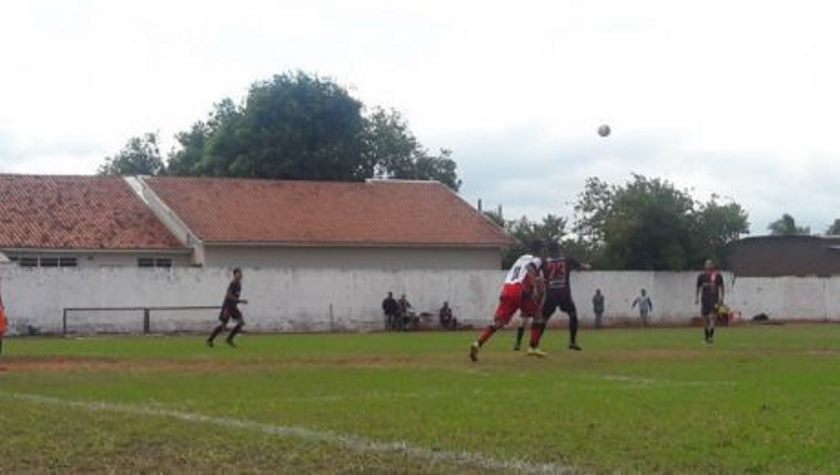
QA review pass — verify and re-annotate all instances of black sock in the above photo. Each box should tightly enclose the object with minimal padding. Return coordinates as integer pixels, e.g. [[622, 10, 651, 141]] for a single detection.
[[709, 328, 715, 339], [227, 324, 242, 342], [569, 312, 579, 344], [515, 327, 525, 347], [208, 324, 224, 342]]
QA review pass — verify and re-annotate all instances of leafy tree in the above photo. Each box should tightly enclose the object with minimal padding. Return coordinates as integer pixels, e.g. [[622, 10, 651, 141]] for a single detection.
[[692, 196, 750, 264], [490, 212, 567, 268], [98, 133, 164, 176], [825, 219, 840, 235], [572, 174, 750, 270], [767, 213, 810, 236], [365, 108, 461, 190], [164, 72, 462, 189], [602, 175, 696, 270]]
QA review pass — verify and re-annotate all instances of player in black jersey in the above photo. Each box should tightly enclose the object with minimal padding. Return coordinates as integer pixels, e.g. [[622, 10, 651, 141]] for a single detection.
[[207, 268, 248, 347], [528, 241, 589, 356]]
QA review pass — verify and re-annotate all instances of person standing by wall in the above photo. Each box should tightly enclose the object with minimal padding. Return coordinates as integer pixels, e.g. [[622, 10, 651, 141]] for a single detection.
[[592, 289, 605, 329], [631, 289, 653, 327], [382, 292, 399, 330]]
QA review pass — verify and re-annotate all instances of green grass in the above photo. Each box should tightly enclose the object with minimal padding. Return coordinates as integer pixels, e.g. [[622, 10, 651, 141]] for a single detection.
[[1, 324, 838, 474]]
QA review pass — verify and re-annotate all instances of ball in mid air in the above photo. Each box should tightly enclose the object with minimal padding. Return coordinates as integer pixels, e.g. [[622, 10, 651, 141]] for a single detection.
[[598, 124, 611, 137]]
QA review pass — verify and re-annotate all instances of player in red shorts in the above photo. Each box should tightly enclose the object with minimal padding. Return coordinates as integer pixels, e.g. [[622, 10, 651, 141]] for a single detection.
[[470, 241, 544, 362]]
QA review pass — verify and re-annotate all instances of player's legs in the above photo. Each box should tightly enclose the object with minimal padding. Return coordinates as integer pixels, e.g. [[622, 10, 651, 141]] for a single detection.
[[527, 294, 557, 356], [514, 315, 529, 351], [471, 286, 520, 361], [561, 299, 582, 350], [207, 308, 230, 346], [226, 308, 244, 346], [701, 301, 715, 343], [515, 296, 540, 351]]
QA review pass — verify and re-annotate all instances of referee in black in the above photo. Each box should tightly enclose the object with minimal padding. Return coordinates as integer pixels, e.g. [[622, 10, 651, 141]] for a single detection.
[[207, 268, 248, 347]]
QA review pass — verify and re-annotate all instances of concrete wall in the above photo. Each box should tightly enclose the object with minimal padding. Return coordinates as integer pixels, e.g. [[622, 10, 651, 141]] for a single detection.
[[0, 268, 836, 335], [202, 246, 503, 270]]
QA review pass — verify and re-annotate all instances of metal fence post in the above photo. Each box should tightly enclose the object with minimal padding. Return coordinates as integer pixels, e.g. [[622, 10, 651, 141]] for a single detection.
[[143, 308, 150, 334]]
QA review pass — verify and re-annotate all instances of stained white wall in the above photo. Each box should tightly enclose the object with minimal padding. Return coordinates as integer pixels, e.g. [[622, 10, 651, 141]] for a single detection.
[[202, 246, 503, 270], [0, 268, 836, 335]]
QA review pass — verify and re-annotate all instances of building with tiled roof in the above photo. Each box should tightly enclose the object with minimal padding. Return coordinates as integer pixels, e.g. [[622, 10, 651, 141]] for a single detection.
[[0, 175, 189, 268], [1, 175, 513, 270], [137, 176, 514, 269]]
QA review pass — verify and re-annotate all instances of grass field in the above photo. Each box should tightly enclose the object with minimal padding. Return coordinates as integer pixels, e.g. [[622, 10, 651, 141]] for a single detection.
[[0, 324, 838, 474]]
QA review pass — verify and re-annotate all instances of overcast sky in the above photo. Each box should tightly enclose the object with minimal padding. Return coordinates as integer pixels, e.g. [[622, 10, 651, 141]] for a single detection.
[[2, 1, 839, 234]]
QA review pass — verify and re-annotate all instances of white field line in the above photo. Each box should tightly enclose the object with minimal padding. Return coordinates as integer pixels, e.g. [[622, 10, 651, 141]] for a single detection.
[[1, 392, 575, 475], [587, 374, 738, 387]]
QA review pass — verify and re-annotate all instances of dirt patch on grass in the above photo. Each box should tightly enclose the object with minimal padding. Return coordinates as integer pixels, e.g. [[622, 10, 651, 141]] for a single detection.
[[0, 356, 236, 374], [0, 354, 439, 375]]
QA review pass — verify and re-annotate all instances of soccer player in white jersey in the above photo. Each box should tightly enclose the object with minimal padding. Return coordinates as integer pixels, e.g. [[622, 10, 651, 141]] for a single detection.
[[470, 241, 544, 362]]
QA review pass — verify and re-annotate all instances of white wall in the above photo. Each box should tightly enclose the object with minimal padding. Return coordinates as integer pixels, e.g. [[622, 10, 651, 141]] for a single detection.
[[0, 268, 836, 335], [202, 246, 502, 270]]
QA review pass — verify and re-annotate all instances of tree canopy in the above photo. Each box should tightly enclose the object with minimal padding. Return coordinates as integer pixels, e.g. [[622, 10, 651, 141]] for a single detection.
[[767, 213, 810, 236], [571, 174, 749, 270], [103, 72, 461, 190], [98, 133, 164, 176]]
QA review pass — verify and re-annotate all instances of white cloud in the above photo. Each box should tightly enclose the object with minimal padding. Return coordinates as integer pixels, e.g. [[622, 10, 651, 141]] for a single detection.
[[1, 0, 838, 232]]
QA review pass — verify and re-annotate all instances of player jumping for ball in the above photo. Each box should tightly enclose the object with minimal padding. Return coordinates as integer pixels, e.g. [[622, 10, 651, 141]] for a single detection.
[[470, 242, 544, 362], [528, 240, 589, 355], [207, 268, 248, 347], [514, 241, 546, 351], [696, 259, 724, 344]]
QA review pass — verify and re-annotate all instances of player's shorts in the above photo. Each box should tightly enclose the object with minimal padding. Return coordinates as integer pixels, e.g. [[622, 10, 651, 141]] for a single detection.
[[219, 305, 243, 324], [520, 295, 540, 318], [494, 283, 524, 324], [542, 291, 576, 319], [700, 300, 715, 317]]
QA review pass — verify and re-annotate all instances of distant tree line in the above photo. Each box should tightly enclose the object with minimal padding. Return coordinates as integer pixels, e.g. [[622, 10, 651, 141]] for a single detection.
[[490, 174, 751, 270], [98, 71, 461, 191]]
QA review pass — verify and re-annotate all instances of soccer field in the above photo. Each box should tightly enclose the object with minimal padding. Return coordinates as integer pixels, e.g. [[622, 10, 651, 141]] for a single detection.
[[0, 325, 837, 474]]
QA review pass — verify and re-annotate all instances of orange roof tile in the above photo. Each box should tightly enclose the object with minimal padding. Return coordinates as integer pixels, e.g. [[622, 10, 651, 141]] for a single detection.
[[145, 177, 514, 248], [0, 175, 184, 250]]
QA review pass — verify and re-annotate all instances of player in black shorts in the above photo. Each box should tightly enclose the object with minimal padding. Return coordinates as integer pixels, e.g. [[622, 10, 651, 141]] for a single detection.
[[696, 259, 725, 344], [527, 240, 589, 356], [207, 268, 248, 347]]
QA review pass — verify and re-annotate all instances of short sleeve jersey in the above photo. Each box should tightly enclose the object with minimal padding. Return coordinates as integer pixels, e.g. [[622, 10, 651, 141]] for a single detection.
[[541, 256, 581, 294], [697, 271, 724, 303], [223, 280, 242, 308], [504, 254, 542, 289]]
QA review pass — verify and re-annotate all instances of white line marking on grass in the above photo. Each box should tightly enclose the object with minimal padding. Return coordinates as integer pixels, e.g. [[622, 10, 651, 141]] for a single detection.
[[1, 392, 575, 475], [589, 374, 737, 387]]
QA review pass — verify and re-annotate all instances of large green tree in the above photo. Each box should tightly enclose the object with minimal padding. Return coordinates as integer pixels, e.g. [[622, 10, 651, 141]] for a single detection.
[[573, 174, 749, 270], [365, 108, 461, 190], [98, 133, 165, 176], [164, 72, 461, 189], [767, 213, 809, 236]]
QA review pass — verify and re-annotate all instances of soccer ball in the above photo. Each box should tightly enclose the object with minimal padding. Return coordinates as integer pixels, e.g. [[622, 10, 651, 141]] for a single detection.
[[598, 124, 611, 137]]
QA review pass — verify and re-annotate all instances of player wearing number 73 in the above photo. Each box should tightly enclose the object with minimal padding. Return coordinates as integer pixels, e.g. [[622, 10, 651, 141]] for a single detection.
[[528, 240, 590, 355]]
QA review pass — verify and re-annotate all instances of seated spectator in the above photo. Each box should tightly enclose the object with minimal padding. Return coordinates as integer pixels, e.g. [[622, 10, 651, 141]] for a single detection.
[[439, 301, 458, 330]]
